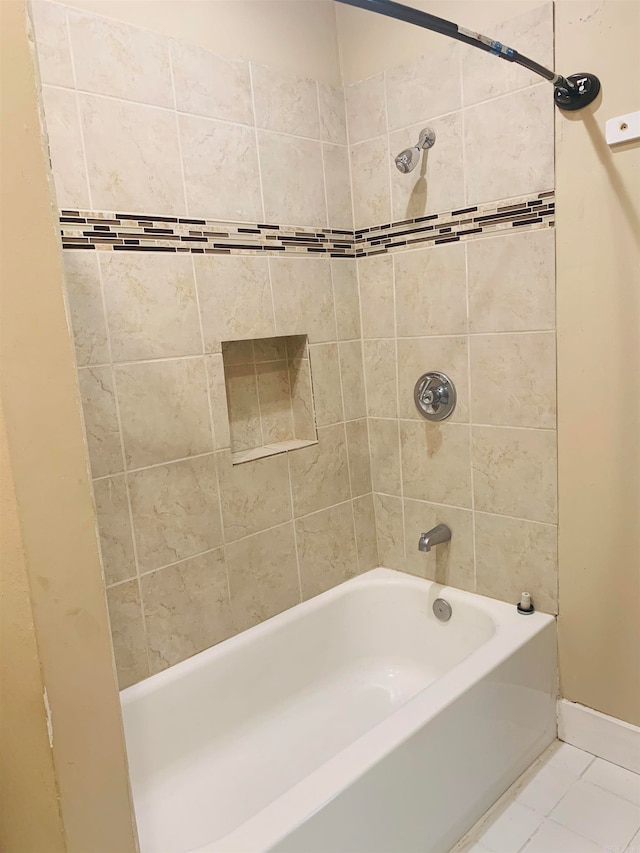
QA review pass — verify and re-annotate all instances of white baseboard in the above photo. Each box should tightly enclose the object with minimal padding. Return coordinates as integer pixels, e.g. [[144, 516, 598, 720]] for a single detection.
[[557, 698, 640, 773]]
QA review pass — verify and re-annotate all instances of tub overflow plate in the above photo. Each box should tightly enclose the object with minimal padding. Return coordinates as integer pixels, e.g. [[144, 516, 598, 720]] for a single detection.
[[433, 598, 452, 622], [414, 372, 456, 421]]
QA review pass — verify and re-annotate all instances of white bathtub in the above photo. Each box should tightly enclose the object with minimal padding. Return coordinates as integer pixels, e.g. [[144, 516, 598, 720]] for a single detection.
[[121, 568, 557, 853]]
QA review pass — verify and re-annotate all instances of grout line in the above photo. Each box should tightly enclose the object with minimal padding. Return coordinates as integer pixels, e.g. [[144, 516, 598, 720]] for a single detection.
[[191, 255, 231, 603], [334, 320, 361, 576], [355, 264, 377, 562], [95, 251, 151, 675], [64, 11, 93, 210], [104, 494, 373, 592], [464, 242, 478, 592], [74, 329, 556, 373], [377, 493, 556, 528], [349, 80, 548, 148], [43, 82, 340, 146], [285, 452, 304, 604], [382, 69, 394, 236], [391, 255, 407, 571], [251, 340, 268, 449], [317, 82, 331, 231], [168, 42, 190, 217], [247, 62, 267, 225]]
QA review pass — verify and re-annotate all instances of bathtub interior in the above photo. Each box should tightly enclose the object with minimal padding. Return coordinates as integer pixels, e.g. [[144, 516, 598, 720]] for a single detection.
[[122, 571, 497, 851]]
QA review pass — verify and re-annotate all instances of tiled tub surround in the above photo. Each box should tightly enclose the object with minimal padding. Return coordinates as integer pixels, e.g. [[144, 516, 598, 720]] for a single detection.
[[34, 0, 559, 689], [362, 226, 559, 616], [31, 0, 353, 229], [70, 249, 377, 688], [345, 3, 555, 229], [344, 2, 559, 617]]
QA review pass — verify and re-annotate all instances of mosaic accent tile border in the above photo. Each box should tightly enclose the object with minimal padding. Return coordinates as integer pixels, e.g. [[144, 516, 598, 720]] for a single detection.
[[59, 191, 554, 258]]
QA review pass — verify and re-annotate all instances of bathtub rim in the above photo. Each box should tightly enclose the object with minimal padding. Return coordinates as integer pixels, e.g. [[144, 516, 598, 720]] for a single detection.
[[120, 568, 557, 853]]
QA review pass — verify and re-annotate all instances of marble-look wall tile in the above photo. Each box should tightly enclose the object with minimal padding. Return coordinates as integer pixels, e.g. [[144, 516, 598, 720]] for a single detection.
[[78, 366, 123, 477], [253, 336, 288, 362], [403, 499, 474, 591], [222, 339, 254, 366], [290, 358, 316, 442], [256, 361, 295, 442], [397, 336, 469, 423], [374, 493, 404, 571], [353, 493, 379, 572], [323, 143, 354, 230], [401, 421, 472, 508], [369, 418, 401, 496], [93, 475, 136, 586], [390, 112, 465, 221], [345, 74, 386, 144], [106, 580, 149, 689], [318, 82, 347, 145], [41, 86, 90, 209], [67, 10, 173, 107], [350, 136, 392, 229], [217, 450, 292, 541], [226, 522, 300, 632], [195, 255, 274, 348], [141, 549, 234, 673], [31, 0, 74, 87], [252, 63, 320, 139], [462, 4, 554, 106], [358, 254, 394, 339], [128, 455, 222, 572], [115, 358, 212, 469], [338, 341, 367, 421], [472, 426, 558, 523], [270, 257, 336, 343], [470, 332, 556, 428], [62, 252, 109, 367], [258, 132, 327, 227], [224, 363, 262, 452], [386, 46, 462, 131], [289, 423, 350, 516], [171, 41, 253, 124], [394, 242, 467, 337], [467, 228, 555, 333], [296, 503, 358, 599], [331, 260, 361, 341], [464, 84, 554, 204], [309, 344, 344, 427], [363, 339, 397, 419], [79, 94, 184, 214], [180, 115, 263, 222], [205, 355, 231, 451], [346, 419, 372, 497], [475, 512, 557, 613], [101, 253, 201, 362]]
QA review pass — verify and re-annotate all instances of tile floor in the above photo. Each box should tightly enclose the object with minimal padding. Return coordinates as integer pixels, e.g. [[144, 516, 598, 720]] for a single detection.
[[452, 740, 640, 853]]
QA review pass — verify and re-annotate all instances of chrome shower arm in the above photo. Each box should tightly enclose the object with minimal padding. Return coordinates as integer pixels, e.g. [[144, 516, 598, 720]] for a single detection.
[[335, 0, 600, 111]]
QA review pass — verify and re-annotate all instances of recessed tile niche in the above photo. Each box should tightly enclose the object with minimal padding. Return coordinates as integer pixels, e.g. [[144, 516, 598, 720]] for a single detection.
[[222, 335, 318, 464]]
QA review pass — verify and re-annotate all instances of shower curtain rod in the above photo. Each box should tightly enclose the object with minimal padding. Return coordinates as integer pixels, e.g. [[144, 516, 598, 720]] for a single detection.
[[335, 0, 600, 111]]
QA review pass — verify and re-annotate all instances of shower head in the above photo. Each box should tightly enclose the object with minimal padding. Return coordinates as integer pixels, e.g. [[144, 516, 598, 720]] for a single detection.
[[395, 127, 435, 174]]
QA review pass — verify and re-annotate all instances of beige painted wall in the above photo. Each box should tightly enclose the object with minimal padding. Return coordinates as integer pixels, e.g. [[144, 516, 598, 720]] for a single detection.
[[0, 1, 137, 848], [556, 0, 640, 727], [56, 0, 342, 83], [0, 403, 66, 853]]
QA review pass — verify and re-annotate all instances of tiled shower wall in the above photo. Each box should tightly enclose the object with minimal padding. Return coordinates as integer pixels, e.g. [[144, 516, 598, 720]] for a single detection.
[[32, 0, 378, 689], [346, 3, 559, 613], [33, 0, 558, 689]]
